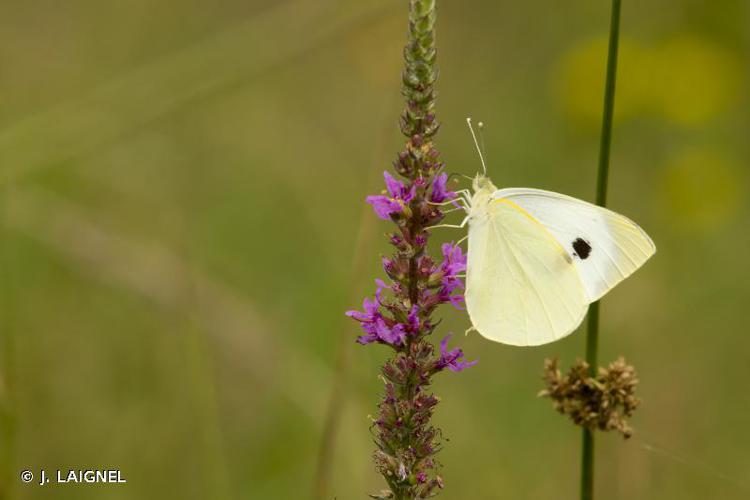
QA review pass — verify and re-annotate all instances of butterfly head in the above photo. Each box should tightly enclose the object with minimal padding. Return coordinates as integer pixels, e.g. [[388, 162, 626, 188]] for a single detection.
[[467, 173, 498, 216], [472, 173, 497, 195]]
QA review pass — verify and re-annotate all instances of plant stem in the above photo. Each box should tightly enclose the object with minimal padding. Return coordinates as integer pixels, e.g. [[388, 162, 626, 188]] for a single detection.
[[580, 428, 594, 500], [594, 0, 621, 210], [581, 1, 621, 499], [0, 179, 16, 500]]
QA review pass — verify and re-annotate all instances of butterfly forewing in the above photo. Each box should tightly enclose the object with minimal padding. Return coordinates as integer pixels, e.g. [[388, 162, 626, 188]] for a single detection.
[[492, 188, 656, 302]]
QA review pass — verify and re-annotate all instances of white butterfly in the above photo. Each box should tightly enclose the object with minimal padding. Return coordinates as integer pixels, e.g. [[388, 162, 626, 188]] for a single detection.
[[446, 119, 655, 346]]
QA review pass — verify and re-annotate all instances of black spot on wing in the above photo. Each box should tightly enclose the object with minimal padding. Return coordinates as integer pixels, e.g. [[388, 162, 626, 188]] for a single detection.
[[572, 238, 592, 260]]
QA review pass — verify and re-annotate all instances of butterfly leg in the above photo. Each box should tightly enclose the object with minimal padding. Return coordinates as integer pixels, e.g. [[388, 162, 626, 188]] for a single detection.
[[455, 189, 472, 206], [425, 215, 469, 231], [441, 206, 466, 214], [427, 197, 469, 211], [427, 189, 472, 209], [426, 199, 459, 206]]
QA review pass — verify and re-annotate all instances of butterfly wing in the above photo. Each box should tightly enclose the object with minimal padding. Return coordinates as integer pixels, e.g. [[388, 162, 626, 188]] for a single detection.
[[466, 198, 588, 346], [493, 188, 656, 302]]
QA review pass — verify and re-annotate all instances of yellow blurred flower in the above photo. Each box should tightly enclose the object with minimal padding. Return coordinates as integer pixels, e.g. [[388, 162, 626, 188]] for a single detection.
[[659, 148, 742, 231], [556, 36, 648, 127], [556, 34, 741, 127], [650, 36, 741, 126]]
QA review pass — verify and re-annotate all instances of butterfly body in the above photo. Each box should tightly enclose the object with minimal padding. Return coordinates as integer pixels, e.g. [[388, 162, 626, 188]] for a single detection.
[[463, 174, 655, 346]]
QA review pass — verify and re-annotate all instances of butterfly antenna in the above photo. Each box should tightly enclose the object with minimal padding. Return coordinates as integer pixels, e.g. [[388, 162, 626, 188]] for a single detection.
[[466, 117, 487, 175], [478, 121, 489, 165]]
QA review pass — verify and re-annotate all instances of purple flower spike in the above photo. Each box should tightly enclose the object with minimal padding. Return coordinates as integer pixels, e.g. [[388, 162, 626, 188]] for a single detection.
[[437, 334, 477, 372], [345, 4, 474, 489]]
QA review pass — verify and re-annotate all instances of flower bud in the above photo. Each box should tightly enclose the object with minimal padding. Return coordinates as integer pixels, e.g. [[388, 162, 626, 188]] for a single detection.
[[427, 271, 444, 287]]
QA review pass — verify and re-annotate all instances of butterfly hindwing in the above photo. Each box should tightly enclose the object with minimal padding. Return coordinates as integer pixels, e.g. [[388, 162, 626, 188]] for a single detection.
[[466, 197, 589, 346]]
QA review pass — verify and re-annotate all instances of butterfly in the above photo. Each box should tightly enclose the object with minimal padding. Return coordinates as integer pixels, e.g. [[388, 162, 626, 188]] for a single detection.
[[444, 119, 655, 346]]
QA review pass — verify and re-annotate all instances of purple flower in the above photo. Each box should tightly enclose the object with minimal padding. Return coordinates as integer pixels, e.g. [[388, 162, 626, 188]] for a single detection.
[[382, 257, 396, 275], [354, 317, 406, 346], [346, 282, 407, 346], [430, 173, 457, 203], [349, 319, 407, 346], [346, 296, 379, 323], [346, 296, 381, 344], [407, 305, 420, 332], [374, 278, 389, 297], [437, 334, 477, 372], [440, 243, 466, 277], [366, 195, 401, 220], [436, 242, 467, 308], [439, 290, 465, 310], [355, 328, 379, 345], [347, 281, 383, 342], [366, 172, 416, 220], [383, 171, 402, 196]]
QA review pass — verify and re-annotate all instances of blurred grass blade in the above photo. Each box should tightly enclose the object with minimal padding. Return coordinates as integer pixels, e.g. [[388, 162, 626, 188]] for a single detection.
[[0, 0, 398, 184], [4, 187, 338, 424]]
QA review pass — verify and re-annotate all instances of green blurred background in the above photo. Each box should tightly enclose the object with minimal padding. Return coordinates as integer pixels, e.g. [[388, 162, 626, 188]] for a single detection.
[[0, 0, 748, 498]]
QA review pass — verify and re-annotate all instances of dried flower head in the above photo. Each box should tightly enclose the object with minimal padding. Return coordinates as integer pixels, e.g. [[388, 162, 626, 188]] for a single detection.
[[539, 357, 640, 438]]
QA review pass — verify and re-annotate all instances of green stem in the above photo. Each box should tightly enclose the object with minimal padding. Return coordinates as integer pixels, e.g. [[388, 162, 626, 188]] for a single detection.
[[594, 0, 621, 209], [0, 176, 15, 500], [580, 428, 594, 500], [581, 1, 621, 499], [585, 303, 600, 374]]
